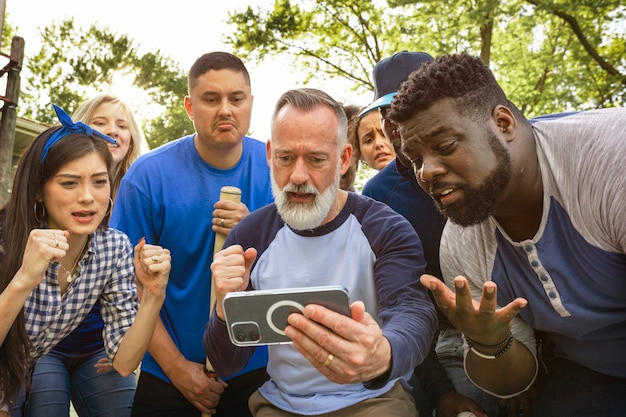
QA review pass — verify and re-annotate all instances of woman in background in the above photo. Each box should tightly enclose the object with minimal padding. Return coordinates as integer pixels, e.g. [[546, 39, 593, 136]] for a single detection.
[[72, 94, 150, 200], [348, 107, 395, 172]]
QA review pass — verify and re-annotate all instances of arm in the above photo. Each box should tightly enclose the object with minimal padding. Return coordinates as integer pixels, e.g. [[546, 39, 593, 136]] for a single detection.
[[111, 181, 228, 413], [111, 239, 169, 376], [118, 241, 226, 414], [203, 310, 254, 377], [135, 241, 227, 414], [150, 318, 226, 414], [414, 335, 488, 417], [413, 338, 456, 406], [285, 215, 438, 386], [1, 229, 69, 344], [421, 275, 537, 397], [203, 245, 256, 376], [0, 272, 34, 345]]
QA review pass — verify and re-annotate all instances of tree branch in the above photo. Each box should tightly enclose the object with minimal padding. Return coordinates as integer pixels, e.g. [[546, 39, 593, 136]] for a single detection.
[[526, 0, 625, 85]]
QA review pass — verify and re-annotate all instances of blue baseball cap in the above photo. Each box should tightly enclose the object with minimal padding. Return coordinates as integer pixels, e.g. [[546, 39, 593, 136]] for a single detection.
[[359, 51, 434, 117]]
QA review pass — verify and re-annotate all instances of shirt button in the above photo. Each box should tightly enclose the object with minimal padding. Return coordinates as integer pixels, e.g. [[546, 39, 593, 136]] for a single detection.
[[540, 274, 548, 281], [531, 260, 539, 267], [524, 245, 533, 252], [548, 291, 556, 299]]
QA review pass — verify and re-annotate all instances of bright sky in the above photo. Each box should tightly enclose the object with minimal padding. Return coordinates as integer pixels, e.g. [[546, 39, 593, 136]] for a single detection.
[[6, 0, 368, 140]]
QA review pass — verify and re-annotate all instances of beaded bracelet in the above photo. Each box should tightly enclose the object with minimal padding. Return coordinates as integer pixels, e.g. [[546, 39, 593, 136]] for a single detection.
[[465, 332, 514, 360]]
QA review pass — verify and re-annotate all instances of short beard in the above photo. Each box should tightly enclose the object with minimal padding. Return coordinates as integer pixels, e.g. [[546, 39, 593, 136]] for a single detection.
[[271, 166, 340, 231], [433, 129, 512, 226]]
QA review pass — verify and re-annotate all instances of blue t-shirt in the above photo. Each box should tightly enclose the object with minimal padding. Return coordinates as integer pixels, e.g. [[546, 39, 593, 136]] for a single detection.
[[111, 135, 273, 382]]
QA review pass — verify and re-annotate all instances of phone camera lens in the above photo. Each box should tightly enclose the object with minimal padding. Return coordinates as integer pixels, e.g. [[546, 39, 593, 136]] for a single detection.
[[235, 332, 246, 342], [249, 331, 259, 341]]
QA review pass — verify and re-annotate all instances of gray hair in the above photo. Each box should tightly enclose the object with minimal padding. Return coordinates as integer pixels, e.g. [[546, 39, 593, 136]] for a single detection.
[[271, 88, 348, 147]]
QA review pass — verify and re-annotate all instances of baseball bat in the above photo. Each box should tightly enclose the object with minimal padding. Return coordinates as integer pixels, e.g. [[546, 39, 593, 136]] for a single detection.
[[202, 186, 242, 417]]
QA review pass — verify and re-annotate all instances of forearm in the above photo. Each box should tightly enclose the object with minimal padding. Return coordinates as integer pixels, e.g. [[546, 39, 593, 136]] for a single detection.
[[146, 316, 192, 381], [464, 338, 537, 397], [204, 314, 253, 377], [0, 273, 34, 344], [113, 291, 165, 376], [414, 337, 456, 405], [380, 302, 438, 381]]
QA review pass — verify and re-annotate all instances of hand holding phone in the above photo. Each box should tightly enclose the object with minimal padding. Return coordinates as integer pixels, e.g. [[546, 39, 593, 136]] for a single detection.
[[222, 285, 351, 346]]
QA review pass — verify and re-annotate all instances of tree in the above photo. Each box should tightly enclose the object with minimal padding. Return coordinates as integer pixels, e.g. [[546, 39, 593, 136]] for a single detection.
[[1, 13, 18, 51], [224, 0, 626, 116], [18, 19, 192, 148]]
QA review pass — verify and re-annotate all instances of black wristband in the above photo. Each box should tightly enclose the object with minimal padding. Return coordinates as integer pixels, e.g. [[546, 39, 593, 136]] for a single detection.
[[465, 332, 514, 360]]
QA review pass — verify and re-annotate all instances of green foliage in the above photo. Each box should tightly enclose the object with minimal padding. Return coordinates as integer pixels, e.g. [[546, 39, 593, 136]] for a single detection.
[[225, 0, 391, 91], [1, 14, 18, 52], [224, 0, 626, 114], [11, 0, 626, 153], [21, 19, 135, 124], [354, 163, 377, 192], [131, 52, 194, 148], [18, 18, 192, 147]]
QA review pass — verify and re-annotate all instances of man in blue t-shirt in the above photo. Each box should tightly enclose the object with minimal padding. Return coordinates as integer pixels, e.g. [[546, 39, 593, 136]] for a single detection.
[[111, 52, 273, 417]]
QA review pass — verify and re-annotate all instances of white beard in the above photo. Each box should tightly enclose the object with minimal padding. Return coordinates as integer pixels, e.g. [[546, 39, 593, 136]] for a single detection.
[[271, 165, 340, 231]]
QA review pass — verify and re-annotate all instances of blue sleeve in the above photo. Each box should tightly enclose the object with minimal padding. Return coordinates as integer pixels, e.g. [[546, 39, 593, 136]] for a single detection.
[[204, 312, 254, 377], [358, 199, 439, 383]]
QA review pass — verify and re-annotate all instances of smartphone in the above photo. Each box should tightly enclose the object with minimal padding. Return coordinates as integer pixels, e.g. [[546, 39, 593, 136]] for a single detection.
[[222, 285, 351, 346]]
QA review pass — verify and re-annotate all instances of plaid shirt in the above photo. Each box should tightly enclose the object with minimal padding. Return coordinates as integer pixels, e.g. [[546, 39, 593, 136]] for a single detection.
[[24, 227, 138, 362]]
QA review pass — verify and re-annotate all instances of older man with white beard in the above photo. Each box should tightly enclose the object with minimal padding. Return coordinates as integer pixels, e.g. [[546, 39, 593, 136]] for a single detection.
[[204, 88, 437, 417]]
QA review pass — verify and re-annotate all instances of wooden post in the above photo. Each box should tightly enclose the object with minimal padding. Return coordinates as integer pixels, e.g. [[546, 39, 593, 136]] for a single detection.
[[0, 36, 25, 202]]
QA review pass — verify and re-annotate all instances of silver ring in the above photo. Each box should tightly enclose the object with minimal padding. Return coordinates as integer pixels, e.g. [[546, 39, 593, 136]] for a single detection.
[[53, 234, 59, 247], [220, 218, 225, 227], [151, 256, 159, 263]]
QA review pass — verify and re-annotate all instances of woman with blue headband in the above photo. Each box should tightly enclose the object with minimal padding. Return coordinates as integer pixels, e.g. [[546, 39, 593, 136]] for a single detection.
[[0, 105, 170, 416], [23, 95, 151, 415]]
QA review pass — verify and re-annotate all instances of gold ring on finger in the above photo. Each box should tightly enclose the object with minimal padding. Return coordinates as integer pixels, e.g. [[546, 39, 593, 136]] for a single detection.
[[220, 218, 225, 227], [151, 256, 159, 263], [323, 353, 334, 366], [53, 234, 59, 247]]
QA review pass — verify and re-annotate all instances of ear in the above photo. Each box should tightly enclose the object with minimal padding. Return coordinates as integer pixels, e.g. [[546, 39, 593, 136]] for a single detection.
[[339, 144, 353, 176], [266, 139, 272, 166], [493, 105, 517, 142], [184, 95, 193, 121]]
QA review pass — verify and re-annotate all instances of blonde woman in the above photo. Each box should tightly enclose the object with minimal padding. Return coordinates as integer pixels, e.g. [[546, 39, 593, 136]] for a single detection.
[[72, 95, 150, 200]]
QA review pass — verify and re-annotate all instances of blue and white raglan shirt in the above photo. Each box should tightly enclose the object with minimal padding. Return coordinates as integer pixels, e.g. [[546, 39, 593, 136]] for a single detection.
[[112, 135, 273, 383], [205, 192, 438, 415], [440, 108, 626, 389]]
